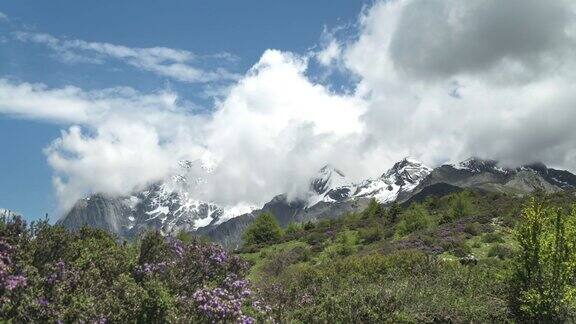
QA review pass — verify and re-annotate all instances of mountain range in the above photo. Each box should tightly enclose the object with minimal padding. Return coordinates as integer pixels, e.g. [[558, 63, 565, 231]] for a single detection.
[[52, 157, 576, 248]]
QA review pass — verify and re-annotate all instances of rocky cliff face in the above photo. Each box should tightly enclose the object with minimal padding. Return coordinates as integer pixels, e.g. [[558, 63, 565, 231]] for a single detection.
[[59, 194, 134, 237], [414, 157, 575, 196]]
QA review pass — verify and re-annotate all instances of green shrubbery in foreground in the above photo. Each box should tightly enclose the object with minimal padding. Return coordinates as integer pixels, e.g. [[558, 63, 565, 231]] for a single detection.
[[242, 191, 576, 322], [0, 220, 270, 323], [3, 190, 576, 323]]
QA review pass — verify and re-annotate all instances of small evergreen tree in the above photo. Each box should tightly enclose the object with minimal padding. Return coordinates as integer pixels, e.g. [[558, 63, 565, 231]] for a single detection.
[[388, 202, 402, 223], [442, 191, 475, 223], [242, 212, 282, 246], [362, 198, 385, 219], [510, 198, 576, 321], [396, 203, 431, 236]]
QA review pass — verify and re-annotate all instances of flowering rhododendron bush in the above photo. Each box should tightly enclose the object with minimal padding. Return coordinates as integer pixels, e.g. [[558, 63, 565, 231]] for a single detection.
[[0, 216, 270, 323]]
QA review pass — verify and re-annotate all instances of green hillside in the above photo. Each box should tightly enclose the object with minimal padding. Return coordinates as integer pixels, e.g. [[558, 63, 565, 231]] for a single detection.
[[237, 189, 576, 322]]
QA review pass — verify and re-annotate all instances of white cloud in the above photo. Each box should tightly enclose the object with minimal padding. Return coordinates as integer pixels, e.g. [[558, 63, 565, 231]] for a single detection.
[[0, 78, 209, 211], [3, 0, 576, 215], [13, 31, 239, 83], [0, 49, 376, 212], [317, 39, 341, 67], [340, 0, 576, 168]]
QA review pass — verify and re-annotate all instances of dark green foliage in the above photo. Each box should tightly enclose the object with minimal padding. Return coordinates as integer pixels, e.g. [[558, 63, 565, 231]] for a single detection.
[[362, 198, 385, 219], [388, 202, 402, 223], [138, 230, 169, 264], [464, 222, 481, 236], [284, 222, 301, 237], [303, 221, 315, 231], [242, 212, 282, 246], [442, 191, 475, 223], [441, 236, 471, 257], [358, 225, 382, 244]]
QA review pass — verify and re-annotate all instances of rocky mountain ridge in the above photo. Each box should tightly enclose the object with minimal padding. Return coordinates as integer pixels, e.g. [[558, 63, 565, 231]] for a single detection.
[[57, 157, 576, 248]]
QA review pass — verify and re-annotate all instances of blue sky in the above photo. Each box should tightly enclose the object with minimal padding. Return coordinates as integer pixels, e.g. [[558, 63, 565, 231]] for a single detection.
[[0, 1, 367, 220], [2, 0, 576, 222]]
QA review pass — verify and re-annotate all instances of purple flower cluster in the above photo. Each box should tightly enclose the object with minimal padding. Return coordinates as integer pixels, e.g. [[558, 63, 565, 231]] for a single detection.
[[134, 261, 171, 276], [46, 259, 66, 284], [0, 240, 27, 293], [168, 238, 185, 259], [192, 275, 254, 323]]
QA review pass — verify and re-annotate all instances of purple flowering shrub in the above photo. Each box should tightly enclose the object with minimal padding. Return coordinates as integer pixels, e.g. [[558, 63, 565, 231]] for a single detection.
[[0, 241, 27, 305], [135, 232, 271, 323], [0, 215, 271, 323]]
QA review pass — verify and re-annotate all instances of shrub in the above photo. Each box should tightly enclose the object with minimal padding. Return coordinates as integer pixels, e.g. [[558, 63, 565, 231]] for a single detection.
[[303, 221, 315, 231], [387, 202, 402, 223], [481, 232, 505, 243], [362, 199, 385, 219], [358, 226, 382, 244], [441, 237, 471, 257], [510, 198, 576, 321], [441, 191, 475, 223], [0, 215, 272, 323], [464, 222, 481, 236], [324, 230, 358, 257], [284, 222, 301, 237], [396, 204, 431, 236], [487, 244, 514, 260], [242, 212, 282, 246], [254, 250, 509, 323]]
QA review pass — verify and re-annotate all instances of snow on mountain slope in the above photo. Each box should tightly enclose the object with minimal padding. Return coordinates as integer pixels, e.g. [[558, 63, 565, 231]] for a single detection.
[[306, 165, 353, 207], [354, 158, 432, 203], [59, 159, 256, 237], [451, 157, 510, 174], [128, 159, 258, 234], [306, 158, 432, 208]]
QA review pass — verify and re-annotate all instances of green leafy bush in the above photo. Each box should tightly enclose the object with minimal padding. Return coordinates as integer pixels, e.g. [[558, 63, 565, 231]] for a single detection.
[[358, 226, 382, 244], [362, 199, 385, 219], [464, 222, 481, 236], [242, 212, 282, 246], [396, 204, 431, 236], [510, 198, 576, 321], [254, 250, 509, 322], [481, 232, 505, 243], [442, 191, 476, 223], [487, 244, 514, 260]]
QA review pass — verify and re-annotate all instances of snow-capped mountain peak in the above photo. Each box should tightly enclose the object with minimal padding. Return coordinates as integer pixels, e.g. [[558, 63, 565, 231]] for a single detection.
[[451, 157, 509, 174], [306, 164, 352, 207], [383, 157, 432, 186], [310, 164, 349, 195], [305, 158, 432, 208]]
